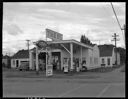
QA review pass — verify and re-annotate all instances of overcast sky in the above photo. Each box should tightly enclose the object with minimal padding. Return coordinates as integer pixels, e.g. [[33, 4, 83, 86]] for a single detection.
[[3, 2, 126, 55]]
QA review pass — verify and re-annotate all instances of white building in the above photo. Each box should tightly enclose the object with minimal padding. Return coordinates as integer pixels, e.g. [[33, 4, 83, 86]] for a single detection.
[[98, 45, 120, 67], [29, 39, 100, 71], [11, 50, 29, 68]]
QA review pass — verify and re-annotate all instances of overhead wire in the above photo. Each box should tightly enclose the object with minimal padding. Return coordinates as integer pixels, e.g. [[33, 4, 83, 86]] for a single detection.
[[111, 2, 123, 30], [110, 2, 125, 47]]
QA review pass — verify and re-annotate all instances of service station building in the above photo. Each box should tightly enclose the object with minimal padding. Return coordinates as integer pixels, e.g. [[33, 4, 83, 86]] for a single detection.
[[29, 29, 100, 73]]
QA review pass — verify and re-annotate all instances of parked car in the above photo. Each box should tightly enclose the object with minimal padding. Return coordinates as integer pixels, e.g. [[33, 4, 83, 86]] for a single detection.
[[18, 62, 29, 71]]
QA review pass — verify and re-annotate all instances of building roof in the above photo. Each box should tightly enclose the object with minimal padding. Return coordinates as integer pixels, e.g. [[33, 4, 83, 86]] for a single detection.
[[12, 49, 29, 59], [92, 44, 97, 47], [47, 39, 93, 49], [98, 44, 115, 57], [3, 55, 10, 59], [31, 39, 95, 53]]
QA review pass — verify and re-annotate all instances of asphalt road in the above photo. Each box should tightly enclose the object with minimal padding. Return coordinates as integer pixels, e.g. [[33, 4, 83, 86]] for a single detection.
[[3, 66, 125, 97]]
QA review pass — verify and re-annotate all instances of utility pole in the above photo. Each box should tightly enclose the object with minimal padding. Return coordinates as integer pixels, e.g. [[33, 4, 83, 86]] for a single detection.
[[111, 33, 119, 65], [26, 39, 30, 71], [121, 24, 126, 48], [26, 40, 30, 51]]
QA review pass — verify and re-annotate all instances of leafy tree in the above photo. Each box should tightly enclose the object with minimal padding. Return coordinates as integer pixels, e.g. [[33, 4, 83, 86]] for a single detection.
[[117, 47, 126, 64], [80, 34, 92, 46]]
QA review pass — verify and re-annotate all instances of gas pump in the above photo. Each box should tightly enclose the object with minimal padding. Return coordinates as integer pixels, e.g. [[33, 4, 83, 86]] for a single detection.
[[63, 58, 68, 73]]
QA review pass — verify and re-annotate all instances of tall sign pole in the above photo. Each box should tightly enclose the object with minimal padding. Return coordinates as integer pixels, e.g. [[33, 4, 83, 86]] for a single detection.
[[46, 30, 48, 76], [112, 33, 119, 65], [26, 40, 30, 71], [45, 28, 63, 76], [121, 24, 126, 48], [26, 40, 30, 51], [36, 45, 39, 74]]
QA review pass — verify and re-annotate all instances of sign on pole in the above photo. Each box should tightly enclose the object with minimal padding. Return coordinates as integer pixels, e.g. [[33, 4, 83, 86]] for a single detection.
[[46, 28, 63, 41], [36, 40, 47, 49], [46, 64, 53, 76], [46, 51, 53, 76]]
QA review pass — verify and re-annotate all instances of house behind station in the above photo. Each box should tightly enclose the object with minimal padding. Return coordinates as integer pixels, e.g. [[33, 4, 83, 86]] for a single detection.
[[98, 44, 120, 67], [11, 49, 29, 68]]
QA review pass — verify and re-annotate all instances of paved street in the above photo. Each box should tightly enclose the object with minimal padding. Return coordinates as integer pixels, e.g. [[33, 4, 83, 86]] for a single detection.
[[3, 66, 125, 97]]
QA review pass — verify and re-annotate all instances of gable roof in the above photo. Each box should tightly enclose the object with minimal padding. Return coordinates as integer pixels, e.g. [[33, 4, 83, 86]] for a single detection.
[[92, 44, 97, 47], [98, 44, 115, 57], [3, 55, 10, 59], [12, 49, 29, 59]]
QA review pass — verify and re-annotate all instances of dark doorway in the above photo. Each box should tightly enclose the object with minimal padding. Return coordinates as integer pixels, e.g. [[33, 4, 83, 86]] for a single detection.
[[107, 58, 110, 65], [16, 60, 19, 67], [38, 52, 46, 71], [52, 52, 61, 70], [39, 52, 46, 60]]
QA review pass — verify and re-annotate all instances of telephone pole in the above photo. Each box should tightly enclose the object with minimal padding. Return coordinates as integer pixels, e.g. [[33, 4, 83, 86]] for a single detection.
[[121, 24, 126, 48], [111, 33, 119, 65], [26, 40, 30, 51]]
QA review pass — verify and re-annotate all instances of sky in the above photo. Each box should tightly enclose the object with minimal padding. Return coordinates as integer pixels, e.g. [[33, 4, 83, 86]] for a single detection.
[[3, 2, 126, 56]]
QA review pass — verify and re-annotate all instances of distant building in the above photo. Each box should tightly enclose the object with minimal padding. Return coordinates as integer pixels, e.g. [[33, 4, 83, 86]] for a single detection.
[[11, 49, 29, 68], [2, 55, 11, 68], [98, 45, 120, 67]]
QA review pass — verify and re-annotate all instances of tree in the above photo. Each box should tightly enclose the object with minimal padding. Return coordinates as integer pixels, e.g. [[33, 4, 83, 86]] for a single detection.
[[80, 34, 92, 46], [117, 47, 126, 65]]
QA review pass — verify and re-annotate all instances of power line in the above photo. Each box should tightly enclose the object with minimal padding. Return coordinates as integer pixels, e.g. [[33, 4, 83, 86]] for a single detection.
[[3, 39, 39, 43], [110, 2, 122, 31], [110, 2, 125, 42], [102, 3, 118, 30]]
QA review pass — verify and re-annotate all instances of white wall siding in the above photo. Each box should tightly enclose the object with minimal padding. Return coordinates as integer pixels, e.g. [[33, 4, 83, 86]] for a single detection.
[[11, 59, 16, 68], [117, 53, 120, 65], [92, 45, 100, 68], [82, 48, 89, 67], [11, 58, 29, 68], [88, 49, 93, 68], [87, 45, 100, 70]]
